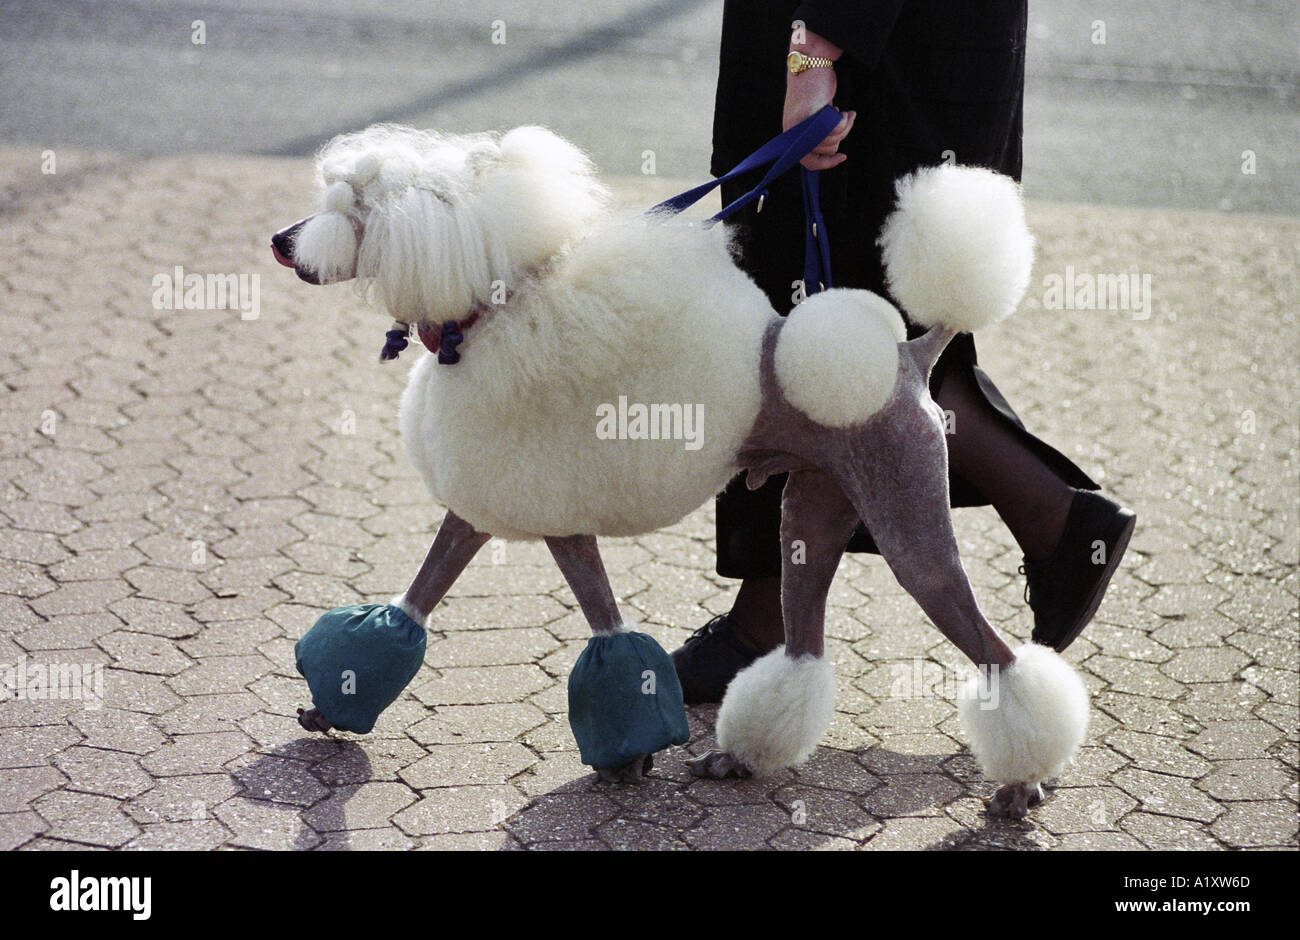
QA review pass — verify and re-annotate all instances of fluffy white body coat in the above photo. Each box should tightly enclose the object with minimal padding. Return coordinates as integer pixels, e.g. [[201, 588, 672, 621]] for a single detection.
[[399, 214, 771, 539]]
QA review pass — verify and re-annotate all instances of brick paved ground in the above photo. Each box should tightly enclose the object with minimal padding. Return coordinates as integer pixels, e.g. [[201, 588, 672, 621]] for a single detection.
[[0, 147, 1295, 850]]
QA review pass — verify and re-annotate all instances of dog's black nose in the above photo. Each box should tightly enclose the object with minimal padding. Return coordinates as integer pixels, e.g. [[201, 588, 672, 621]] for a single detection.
[[271, 218, 321, 284]]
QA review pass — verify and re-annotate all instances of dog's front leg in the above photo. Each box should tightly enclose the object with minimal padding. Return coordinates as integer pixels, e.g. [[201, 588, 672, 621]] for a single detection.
[[690, 470, 858, 779], [544, 535, 622, 635], [295, 510, 490, 734], [393, 510, 492, 622], [548, 535, 689, 783]]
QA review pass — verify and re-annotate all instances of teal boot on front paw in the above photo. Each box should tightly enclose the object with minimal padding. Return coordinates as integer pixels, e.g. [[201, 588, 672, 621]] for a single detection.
[[294, 603, 427, 734], [567, 630, 690, 782]]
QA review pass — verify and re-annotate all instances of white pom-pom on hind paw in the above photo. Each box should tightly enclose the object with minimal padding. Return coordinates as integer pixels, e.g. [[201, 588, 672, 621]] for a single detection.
[[715, 648, 835, 777], [958, 643, 1089, 788], [877, 164, 1034, 333]]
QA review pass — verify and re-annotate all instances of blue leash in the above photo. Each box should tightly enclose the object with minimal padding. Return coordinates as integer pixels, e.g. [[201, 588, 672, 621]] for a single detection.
[[652, 103, 842, 295]]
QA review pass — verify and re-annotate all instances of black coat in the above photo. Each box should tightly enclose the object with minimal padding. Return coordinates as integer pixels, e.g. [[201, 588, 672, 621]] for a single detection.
[[710, 0, 1098, 575]]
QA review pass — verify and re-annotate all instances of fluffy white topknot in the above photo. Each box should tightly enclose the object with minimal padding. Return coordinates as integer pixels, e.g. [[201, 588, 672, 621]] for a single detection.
[[877, 164, 1034, 333]]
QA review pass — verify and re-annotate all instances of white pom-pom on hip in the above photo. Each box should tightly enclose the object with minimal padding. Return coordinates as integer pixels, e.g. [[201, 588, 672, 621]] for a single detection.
[[877, 164, 1034, 333]]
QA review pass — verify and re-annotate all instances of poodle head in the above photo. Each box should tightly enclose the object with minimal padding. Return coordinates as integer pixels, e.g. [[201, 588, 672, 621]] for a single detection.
[[271, 124, 607, 323]]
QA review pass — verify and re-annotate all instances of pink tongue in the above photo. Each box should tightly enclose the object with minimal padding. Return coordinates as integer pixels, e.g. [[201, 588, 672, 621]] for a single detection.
[[271, 243, 295, 268]]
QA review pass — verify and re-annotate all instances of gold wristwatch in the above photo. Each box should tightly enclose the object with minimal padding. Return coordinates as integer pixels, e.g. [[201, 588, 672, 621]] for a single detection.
[[787, 51, 835, 74]]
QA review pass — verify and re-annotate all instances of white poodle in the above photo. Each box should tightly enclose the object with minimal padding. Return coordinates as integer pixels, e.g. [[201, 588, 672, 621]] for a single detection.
[[271, 123, 1088, 818]]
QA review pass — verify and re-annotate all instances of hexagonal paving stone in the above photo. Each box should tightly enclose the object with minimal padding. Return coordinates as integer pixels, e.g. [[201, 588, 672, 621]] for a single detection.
[[15, 613, 125, 652], [125, 774, 240, 824], [108, 597, 203, 639], [0, 766, 66, 813], [124, 819, 232, 851], [858, 773, 965, 818], [0, 810, 50, 850], [399, 742, 538, 788], [139, 730, 254, 776], [158, 692, 265, 735], [0, 724, 82, 769], [212, 796, 320, 851], [1105, 730, 1212, 778], [681, 803, 791, 851], [1197, 759, 1294, 801], [417, 830, 520, 850], [315, 827, 416, 851], [1209, 801, 1298, 848], [1160, 646, 1251, 683], [302, 782, 418, 831], [1032, 785, 1137, 832], [97, 631, 195, 675], [228, 753, 331, 807], [406, 703, 547, 745], [165, 654, 274, 696], [411, 665, 552, 706], [53, 746, 154, 799], [1187, 720, 1281, 760], [425, 628, 560, 668], [392, 785, 527, 836], [1112, 768, 1225, 823], [31, 790, 140, 848], [1120, 812, 1225, 850], [768, 828, 862, 850], [861, 814, 968, 850], [859, 734, 959, 775], [1086, 655, 1185, 699], [773, 785, 878, 837], [597, 818, 692, 850], [312, 738, 428, 785]]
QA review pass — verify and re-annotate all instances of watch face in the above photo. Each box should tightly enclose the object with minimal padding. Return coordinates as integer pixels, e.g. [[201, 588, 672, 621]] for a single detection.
[[786, 51, 802, 73]]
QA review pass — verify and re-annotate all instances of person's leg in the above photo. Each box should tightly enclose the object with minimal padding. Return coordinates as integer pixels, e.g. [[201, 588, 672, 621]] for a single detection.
[[933, 359, 1136, 652], [727, 574, 784, 649], [934, 364, 1074, 561]]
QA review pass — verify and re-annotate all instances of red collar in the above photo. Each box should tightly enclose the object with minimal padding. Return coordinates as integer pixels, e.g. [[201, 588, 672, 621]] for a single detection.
[[416, 308, 483, 356]]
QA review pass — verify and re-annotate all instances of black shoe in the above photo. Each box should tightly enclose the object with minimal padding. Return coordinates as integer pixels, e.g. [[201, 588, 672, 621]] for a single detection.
[[1021, 489, 1137, 652], [670, 613, 761, 706]]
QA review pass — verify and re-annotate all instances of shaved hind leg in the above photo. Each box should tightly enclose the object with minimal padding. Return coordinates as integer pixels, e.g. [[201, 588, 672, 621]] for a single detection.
[[689, 470, 858, 779]]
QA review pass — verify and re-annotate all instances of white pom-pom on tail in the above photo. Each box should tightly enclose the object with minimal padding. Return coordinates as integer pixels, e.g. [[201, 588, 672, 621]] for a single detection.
[[958, 644, 1089, 786], [877, 164, 1034, 333]]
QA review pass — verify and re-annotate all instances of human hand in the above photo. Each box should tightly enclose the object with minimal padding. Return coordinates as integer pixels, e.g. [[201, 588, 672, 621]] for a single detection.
[[783, 30, 856, 170]]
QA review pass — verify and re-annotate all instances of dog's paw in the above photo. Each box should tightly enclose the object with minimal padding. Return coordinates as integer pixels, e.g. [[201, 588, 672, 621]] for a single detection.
[[685, 750, 752, 779], [984, 782, 1045, 819], [595, 753, 653, 784], [296, 707, 334, 734]]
